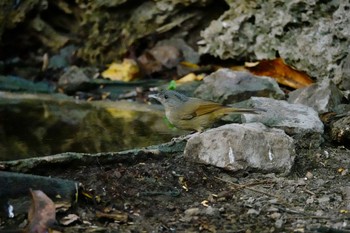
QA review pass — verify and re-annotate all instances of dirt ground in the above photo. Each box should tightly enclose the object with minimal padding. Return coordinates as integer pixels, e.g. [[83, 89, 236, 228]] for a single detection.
[[1, 2, 348, 231], [23, 143, 349, 233]]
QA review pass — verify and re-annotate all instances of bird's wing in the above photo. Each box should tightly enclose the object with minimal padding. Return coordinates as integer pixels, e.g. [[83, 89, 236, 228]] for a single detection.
[[180, 100, 224, 120], [194, 102, 225, 116]]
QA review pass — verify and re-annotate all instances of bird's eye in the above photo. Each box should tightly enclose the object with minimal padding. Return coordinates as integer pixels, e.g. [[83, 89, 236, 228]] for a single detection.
[[164, 94, 168, 99]]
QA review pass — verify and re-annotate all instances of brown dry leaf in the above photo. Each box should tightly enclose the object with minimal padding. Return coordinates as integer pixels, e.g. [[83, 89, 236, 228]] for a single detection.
[[27, 189, 56, 233], [242, 58, 313, 89], [96, 210, 128, 223], [320, 112, 337, 124], [101, 59, 140, 82], [200, 222, 217, 233]]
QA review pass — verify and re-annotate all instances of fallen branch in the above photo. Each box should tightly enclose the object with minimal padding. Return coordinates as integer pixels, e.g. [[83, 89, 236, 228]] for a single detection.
[[0, 140, 186, 173]]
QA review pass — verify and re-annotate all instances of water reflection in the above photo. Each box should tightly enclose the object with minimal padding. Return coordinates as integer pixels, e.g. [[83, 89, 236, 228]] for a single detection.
[[0, 94, 182, 161]]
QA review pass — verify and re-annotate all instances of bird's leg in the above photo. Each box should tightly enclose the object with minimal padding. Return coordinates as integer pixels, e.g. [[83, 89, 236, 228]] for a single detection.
[[171, 131, 201, 142], [182, 131, 200, 140]]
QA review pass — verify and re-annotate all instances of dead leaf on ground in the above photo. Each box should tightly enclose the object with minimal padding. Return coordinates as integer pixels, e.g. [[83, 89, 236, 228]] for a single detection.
[[177, 61, 219, 76], [179, 61, 200, 70], [176, 73, 204, 84], [96, 210, 128, 223], [178, 176, 189, 191], [27, 189, 56, 233], [60, 214, 80, 226], [101, 59, 140, 82], [320, 112, 337, 124], [234, 58, 314, 89]]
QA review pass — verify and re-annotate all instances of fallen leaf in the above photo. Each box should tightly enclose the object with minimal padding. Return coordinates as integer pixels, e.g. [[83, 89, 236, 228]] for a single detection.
[[320, 112, 337, 124], [338, 167, 345, 173], [177, 62, 218, 76], [41, 53, 49, 71], [201, 200, 209, 207], [200, 222, 216, 233], [101, 59, 140, 82], [179, 61, 200, 70], [60, 214, 79, 226], [241, 58, 313, 89], [178, 176, 189, 191], [27, 189, 56, 233], [176, 73, 204, 84], [96, 210, 128, 223]]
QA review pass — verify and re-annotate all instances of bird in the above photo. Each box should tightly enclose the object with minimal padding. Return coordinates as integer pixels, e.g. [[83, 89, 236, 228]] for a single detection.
[[149, 90, 262, 132]]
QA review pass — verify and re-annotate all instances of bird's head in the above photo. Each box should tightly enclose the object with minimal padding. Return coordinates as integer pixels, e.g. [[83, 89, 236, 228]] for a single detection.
[[149, 90, 189, 109]]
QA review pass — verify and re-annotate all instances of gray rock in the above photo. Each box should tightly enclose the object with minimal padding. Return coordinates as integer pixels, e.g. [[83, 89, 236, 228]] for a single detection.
[[340, 186, 350, 211], [247, 209, 260, 215], [203, 206, 219, 216], [194, 69, 285, 104], [198, 1, 350, 85], [58, 66, 91, 93], [242, 97, 324, 135], [184, 123, 295, 175], [156, 38, 200, 64], [184, 207, 200, 216], [333, 104, 350, 116], [330, 115, 350, 144], [288, 79, 344, 113], [49, 45, 77, 69], [338, 53, 350, 91], [275, 219, 284, 229], [149, 45, 182, 69]]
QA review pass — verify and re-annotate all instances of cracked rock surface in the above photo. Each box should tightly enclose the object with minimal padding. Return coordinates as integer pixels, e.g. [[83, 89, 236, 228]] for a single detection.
[[199, 1, 350, 87]]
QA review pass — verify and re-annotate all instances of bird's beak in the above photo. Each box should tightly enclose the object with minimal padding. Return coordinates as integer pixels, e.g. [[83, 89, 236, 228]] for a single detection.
[[148, 93, 160, 101]]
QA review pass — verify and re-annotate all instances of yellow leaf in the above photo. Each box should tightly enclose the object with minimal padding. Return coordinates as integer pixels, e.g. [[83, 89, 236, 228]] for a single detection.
[[101, 59, 139, 82], [179, 61, 200, 69], [338, 167, 345, 173], [176, 73, 204, 84]]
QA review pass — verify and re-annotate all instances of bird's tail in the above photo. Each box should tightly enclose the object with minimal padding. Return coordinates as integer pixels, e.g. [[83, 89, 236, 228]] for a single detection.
[[223, 107, 266, 115]]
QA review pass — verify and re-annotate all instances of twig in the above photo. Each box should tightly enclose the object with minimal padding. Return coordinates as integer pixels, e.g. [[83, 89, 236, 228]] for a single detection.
[[285, 215, 332, 219], [303, 188, 316, 196], [215, 176, 282, 200], [214, 176, 302, 210]]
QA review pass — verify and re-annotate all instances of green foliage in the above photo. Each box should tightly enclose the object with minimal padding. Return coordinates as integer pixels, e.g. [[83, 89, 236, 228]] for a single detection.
[[167, 80, 176, 90]]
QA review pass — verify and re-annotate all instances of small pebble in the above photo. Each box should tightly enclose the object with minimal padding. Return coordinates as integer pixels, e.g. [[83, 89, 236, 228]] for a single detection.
[[247, 208, 259, 215], [275, 219, 283, 228], [184, 207, 200, 216], [270, 212, 281, 219], [305, 171, 313, 179]]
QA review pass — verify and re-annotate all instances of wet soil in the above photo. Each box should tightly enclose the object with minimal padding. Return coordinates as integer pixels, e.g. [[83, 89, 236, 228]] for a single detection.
[[16, 144, 350, 232]]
